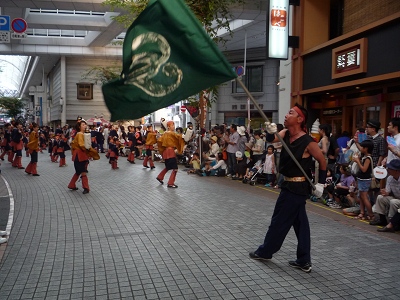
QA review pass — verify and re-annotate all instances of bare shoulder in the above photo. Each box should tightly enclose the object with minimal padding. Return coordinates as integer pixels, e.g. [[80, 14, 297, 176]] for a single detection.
[[279, 129, 288, 137]]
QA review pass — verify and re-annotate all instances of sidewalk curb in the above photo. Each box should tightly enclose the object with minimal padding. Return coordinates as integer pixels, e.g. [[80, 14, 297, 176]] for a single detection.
[[0, 175, 14, 263]]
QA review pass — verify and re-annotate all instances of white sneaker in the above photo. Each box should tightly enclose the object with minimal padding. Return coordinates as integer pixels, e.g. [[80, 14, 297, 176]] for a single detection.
[[226, 174, 232, 178], [0, 237, 7, 244], [0, 230, 7, 236], [329, 203, 342, 209]]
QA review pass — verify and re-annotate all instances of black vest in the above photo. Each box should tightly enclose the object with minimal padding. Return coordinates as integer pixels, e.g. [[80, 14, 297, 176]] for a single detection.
[[280, 131, 314, 196]]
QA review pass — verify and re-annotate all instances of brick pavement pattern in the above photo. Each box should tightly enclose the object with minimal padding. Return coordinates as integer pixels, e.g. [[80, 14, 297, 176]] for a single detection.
[[0, 152, 399, 299]]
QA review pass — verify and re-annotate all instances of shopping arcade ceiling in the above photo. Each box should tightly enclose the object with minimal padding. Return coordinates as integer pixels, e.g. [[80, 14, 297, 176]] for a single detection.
[[0, 0, 268, 98]]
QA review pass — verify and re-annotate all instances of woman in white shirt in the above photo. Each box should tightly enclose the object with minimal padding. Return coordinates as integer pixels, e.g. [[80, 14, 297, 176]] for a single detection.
[[251, 130, 265, 162]]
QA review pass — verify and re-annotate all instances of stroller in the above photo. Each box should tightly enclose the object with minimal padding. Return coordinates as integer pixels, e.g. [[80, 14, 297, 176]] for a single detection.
[[242, 160, 268, 186]]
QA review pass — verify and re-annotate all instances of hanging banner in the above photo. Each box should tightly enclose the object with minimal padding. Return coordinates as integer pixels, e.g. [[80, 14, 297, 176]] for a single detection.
[[266, 0, 289, 59]]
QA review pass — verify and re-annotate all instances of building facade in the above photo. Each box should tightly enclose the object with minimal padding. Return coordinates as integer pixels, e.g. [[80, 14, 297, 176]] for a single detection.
[[291, 0, 400, 136]]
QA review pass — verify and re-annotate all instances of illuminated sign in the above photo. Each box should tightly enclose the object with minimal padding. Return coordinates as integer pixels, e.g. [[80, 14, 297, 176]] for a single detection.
[[332, 38, 368, 79], [267, 0, 289, 59], [322, 107, 343, 116]]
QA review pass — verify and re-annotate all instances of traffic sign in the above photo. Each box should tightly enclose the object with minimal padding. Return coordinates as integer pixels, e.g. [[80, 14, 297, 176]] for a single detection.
[[0, 31, 10, 43], [11, 18, 27, 33], [236, 66, 245, 76], [0, 15, 10, 31], [11, 32, 27, 39]]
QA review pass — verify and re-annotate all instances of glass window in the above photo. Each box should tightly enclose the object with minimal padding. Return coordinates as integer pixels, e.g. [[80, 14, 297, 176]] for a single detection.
[[366, 106, 380, 122], [232, 66, 263, 93]]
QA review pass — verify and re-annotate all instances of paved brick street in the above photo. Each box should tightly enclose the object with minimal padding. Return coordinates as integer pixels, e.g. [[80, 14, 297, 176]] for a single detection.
[[0, 152, 399, 299]]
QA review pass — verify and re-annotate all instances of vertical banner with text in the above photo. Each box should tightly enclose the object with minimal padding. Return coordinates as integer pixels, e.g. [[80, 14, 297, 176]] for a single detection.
[[266, 0, 289, 59]]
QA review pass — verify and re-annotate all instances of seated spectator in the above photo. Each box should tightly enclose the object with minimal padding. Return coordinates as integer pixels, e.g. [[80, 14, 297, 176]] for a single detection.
[[326, 165, 355, 208], [202, 135, 220, 163], [318, 168, 333, 204], [369, 159, 400, 226], [187, 153, 201, 174], [199, 152, 227, 177], [342, 193, 360, 216], [377, 209, 400, 232], [236, 142, 253, 180]]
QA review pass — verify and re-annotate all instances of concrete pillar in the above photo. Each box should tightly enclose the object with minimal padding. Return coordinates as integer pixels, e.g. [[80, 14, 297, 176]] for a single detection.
[[60, 56, 67, 125]]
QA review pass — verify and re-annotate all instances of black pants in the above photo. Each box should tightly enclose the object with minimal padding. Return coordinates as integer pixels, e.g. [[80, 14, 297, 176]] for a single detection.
[[30, 150, 38, 163], [255, 188, 311, 264]]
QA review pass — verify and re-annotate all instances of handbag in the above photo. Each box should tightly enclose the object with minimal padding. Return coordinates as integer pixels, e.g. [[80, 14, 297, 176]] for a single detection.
[[370, 177, 379, 189]]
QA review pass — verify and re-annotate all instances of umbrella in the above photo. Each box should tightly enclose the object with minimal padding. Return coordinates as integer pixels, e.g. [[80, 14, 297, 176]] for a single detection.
[[86, 117, 110, 126]]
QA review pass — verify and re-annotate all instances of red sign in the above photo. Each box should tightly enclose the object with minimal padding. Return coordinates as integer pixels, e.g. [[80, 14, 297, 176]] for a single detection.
[[181, 105, 186, 112], [11, 18, 27, 33], [270, 9, 287, 27]]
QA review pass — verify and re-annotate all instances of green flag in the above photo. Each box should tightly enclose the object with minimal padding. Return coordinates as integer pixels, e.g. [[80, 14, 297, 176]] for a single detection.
[[102, 0, 237, 121]]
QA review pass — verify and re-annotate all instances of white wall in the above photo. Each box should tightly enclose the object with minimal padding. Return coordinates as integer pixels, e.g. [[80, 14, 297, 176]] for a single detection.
[[49, 62, 61, 122], [277, 48, 293, 125], [213, 59, 280, 126], [66, 57, 120, 122]]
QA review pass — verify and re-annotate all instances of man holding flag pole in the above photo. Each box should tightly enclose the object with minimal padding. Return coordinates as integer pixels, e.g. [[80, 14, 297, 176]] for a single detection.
[[245, 97, 327, 273], [101, 0, 326, 272]]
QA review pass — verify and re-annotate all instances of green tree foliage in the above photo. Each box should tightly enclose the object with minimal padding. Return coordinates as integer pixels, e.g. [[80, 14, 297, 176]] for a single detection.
[[81, 65, 121, 84], [90, 0, 241, 112], [103, 0, 244, 42], [0, 97, 25, 119]]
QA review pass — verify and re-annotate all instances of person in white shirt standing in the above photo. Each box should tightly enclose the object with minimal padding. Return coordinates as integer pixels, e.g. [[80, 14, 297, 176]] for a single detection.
[[224, 124, 239, 177], [382, 118, 400, 166], [251, 130, 265, 163]]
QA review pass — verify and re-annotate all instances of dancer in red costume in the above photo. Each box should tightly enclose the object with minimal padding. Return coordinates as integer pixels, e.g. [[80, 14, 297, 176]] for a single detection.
[[68, 119, 99, 194], [143, 125, 157, 169], [11, 122, 25, 169], [25, 122, 40, 176], [156, 121, 185, 188]]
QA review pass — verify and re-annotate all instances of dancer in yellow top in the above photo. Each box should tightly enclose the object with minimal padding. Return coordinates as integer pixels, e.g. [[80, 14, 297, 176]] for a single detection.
[[68, 119, 99, 194], [25, 122, 40, 176], [143, 124, 157, 169], [156, 121, 185, 188]]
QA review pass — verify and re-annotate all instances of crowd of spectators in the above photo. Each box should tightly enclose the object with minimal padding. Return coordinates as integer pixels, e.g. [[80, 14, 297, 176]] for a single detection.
[[314, 118, 400, 233]]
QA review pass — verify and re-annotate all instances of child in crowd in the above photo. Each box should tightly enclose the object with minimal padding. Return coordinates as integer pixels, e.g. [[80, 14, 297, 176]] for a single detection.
[[263, 145, 276, 187], [187, 153, 201, 174], [352, 139, 374, 220], [326, 165, 355, 208], [322, 168, 334, 205], [325, 168, 333, 185], [199, 152, 227, 177]]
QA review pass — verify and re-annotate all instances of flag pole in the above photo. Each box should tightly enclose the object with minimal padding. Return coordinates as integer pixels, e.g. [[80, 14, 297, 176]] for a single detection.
[[235, 78, 315, 189]]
